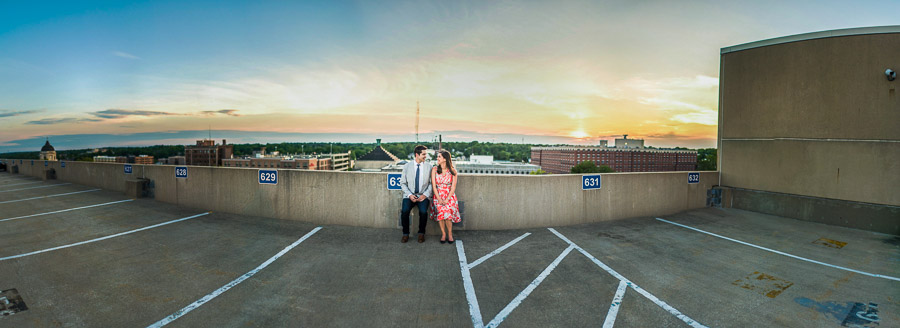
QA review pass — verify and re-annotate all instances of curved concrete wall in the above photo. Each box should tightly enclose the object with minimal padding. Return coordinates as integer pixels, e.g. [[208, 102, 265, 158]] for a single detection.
[[3, 159, 717, 230], [718, 28, 900, 206]]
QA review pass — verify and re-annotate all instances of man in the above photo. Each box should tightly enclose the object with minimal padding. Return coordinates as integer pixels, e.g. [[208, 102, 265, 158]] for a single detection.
[[399, 145, 432, 243]]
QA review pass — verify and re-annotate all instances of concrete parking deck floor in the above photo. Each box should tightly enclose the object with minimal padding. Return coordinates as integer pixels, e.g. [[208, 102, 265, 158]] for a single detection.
[[1, 173, 898, 327]]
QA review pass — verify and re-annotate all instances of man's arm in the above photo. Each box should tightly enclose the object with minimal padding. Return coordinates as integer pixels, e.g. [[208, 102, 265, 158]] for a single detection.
[[399, 163, 413, 199]]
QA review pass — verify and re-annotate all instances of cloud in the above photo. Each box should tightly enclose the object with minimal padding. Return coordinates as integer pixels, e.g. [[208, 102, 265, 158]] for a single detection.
[[90, 109, 177, 119], [200, 109, 241, 116], [25, 118, 100, 125], [0, 109, 42, 117], [112, 51, 141, 60]]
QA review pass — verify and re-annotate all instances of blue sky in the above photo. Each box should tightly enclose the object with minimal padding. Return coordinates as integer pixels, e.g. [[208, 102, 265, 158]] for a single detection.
[[2, 0, 899, 152]]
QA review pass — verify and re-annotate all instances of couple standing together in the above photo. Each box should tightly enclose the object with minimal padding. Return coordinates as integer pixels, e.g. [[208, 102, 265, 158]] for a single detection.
[[400, 145, 461, 244]]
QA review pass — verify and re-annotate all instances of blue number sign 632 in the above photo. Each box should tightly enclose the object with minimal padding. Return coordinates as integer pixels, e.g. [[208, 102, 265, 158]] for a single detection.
[[175, 166, 188, 179], [259, 169, 278, 185], [582, 175, 602, 190], [688, 172, 700, 184], [387, 173, 402, 190]]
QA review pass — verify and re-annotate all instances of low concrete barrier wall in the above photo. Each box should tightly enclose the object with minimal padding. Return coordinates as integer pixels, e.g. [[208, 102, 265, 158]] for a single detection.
[[2, 159, 718, 230]]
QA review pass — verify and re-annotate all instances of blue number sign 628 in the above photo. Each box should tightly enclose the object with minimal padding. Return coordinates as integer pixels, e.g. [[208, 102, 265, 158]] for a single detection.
[[387, 173, 402, 190], [175, 166, 188, 179], [259, 169, 278, 185], [582, 174, 602, 190], [688, 172, 700, 184]]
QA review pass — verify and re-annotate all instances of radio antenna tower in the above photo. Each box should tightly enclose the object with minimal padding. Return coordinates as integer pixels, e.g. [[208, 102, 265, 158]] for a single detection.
[[415, 101, 420, 143]]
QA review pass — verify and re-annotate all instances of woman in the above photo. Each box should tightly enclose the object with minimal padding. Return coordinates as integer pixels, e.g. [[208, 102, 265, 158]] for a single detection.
[[430, 150, 461, 244]]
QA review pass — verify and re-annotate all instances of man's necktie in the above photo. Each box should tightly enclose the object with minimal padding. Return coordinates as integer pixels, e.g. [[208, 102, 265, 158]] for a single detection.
[[414, 164, 420, 194]]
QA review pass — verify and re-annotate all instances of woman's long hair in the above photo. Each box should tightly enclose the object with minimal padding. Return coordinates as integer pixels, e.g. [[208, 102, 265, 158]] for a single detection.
[[436, 150, 456, 176]]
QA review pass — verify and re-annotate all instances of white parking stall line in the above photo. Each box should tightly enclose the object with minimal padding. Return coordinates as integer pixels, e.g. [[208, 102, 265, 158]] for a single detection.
[[0, 189, 101, 204], [456, 241, 485, 328], [0, 181, 44, 188], [0, 199, 135, 222], [0, 183, 71, 193], [0, 212, 210, 261], [602, 280, 628, 328], [655, 218, 900, 282], [468, 233, 531, 269], [549, 228, 708, 328], [147, 226, 323, 328], [485, 245, 574, 328]]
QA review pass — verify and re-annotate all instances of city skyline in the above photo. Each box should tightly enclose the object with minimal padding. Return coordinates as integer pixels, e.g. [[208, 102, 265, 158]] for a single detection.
[[2, 1, 898, 152]]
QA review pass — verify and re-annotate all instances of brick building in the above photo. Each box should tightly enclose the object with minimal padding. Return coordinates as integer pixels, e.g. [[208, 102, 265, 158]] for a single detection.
[[531, 146, 697, 174], [185, 139, 233, 166], [222, 156, 327, 170]]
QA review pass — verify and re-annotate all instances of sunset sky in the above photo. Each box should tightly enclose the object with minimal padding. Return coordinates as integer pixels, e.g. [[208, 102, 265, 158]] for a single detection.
[[1, 1, 897, 152]]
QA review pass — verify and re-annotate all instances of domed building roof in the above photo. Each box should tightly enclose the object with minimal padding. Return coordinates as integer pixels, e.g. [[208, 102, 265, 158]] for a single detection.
[[41, 140, 55, 152]]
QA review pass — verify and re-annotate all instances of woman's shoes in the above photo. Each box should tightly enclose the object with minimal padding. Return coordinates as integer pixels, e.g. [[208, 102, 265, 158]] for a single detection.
[[448, 238, 455, 244], [440, 237, 446, 244]]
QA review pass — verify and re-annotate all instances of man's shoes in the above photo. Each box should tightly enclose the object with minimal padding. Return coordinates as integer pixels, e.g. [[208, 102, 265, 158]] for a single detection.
[[401, 235, 409, 243], [418, 234, 425, 243]]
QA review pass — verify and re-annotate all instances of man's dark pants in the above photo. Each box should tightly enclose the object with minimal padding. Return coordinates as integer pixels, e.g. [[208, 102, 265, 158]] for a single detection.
[[401, 198, 430, 235]]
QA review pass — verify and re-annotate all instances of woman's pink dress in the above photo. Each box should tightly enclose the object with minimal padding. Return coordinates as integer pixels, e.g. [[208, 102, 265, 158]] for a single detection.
[[430, 170, 461, 223]]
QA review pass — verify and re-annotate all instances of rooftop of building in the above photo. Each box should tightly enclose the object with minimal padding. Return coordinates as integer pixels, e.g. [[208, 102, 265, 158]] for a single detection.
[[721, 25, 900, 54]]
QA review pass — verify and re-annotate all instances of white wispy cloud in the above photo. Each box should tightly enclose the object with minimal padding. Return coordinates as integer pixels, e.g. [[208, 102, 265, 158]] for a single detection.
[[112, 51, 141, 60]]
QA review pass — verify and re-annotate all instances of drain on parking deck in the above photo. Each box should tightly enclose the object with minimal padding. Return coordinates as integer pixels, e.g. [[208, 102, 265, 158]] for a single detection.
[[0, 289, 28, 317], [732, 271, 793, 298], [813, 237, 847, 249]]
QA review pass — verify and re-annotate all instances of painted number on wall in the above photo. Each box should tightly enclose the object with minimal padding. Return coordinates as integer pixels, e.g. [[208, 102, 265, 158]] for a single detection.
[[387, 173, 402, 190], [61, 161, 66, 168], [44, 161, 48, 166], [582, 175, 602, 190], [688, 172, 700, 184], [124, 164, 133, 174], [175, 166, 188, 179], [259, 169, 278, 185]]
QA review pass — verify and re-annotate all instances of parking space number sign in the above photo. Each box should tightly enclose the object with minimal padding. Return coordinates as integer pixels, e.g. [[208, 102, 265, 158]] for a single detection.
[[582, 175, 602, 190], [259, 169, 278, 185], [688, 172, 700, 184], [387, 173, 402, 190], [124, 164, 133, 174], [175, 166, 188, 178]]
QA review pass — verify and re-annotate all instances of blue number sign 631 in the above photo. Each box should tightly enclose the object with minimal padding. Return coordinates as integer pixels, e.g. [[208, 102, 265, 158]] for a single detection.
[[124, 164, 133, 174], [387, 173, 402, 190], [688, 172, 700, 184], [259, 169, 278, 185], [582, 174, 602, 190], [175, 166, 188, 179]]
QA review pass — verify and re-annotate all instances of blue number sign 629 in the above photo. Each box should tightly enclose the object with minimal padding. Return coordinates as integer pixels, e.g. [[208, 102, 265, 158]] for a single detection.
[[259, 169, 278, 185], [175, 166, 188, 178], [387, 173, 402, 190], [582, 174, 602, 190], [688, 172, 700, 184]]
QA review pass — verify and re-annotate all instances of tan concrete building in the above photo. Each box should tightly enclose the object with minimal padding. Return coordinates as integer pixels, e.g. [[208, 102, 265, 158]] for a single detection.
[[39, 140, 57, 161], [718, 26, 899, 233]]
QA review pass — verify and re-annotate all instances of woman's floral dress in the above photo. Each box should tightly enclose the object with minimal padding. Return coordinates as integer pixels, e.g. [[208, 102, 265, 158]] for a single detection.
[[430, 170, 461, 223]]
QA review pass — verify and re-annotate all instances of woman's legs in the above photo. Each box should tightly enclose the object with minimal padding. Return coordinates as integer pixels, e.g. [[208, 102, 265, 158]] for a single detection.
[[446, 220, 454, 241], [439, 217, 447, 241]]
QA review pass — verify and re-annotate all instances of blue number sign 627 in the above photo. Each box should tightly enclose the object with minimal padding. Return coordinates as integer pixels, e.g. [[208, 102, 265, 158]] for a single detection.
[[688, 172, 700, 184], [259, 169, 278, 185], [175, 166, 188, 179], [124, 164, 133, 174], [582, 174, 602, 190], [387, 173, 402, 190]]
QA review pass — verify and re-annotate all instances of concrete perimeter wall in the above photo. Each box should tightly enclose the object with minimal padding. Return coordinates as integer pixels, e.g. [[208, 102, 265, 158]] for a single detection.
[[3, 159, 717, 230]]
